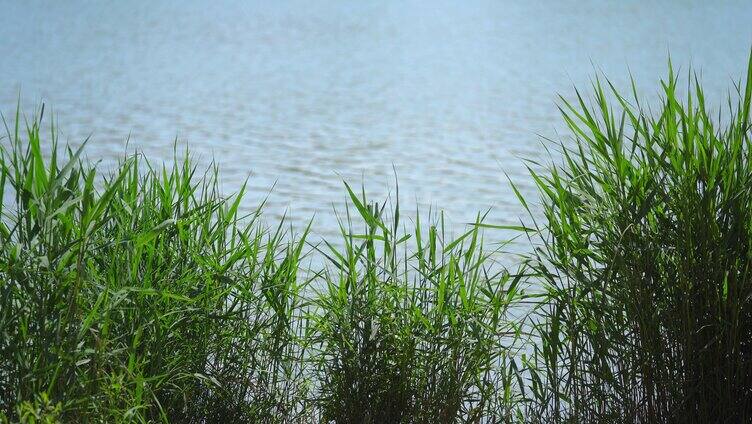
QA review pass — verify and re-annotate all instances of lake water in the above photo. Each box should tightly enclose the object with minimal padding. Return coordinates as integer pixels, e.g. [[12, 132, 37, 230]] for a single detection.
[[2, 1, 751, 241]]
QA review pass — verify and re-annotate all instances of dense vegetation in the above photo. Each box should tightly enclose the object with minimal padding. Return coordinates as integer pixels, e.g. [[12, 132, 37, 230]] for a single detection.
[[0, 111, 528, 422], [522, 53, 752, 423], [1, 52, 750, 423]]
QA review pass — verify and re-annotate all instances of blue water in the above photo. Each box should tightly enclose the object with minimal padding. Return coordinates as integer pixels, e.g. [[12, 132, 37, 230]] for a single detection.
[[2, 0, 751, 239]]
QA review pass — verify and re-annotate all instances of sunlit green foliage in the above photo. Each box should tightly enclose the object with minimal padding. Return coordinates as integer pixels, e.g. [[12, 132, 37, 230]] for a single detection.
[[0, 112, 311, 422], [310, 186, 526, 423], [522, 52, 752, 423], [2, 49, 751, 423], [0, 109, 526, 423]]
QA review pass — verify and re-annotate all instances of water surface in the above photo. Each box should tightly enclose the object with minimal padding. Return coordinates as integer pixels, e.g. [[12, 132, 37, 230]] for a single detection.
[[2, 0, 751, 240]]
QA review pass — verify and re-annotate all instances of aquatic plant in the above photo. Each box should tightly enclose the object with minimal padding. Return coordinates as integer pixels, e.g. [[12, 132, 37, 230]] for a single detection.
[[0, 109, 526, 423], [522, 52, 752, 423], [0, 111, 311, 422], [309, 187, 526, 423], [2, 48, 751, 423]]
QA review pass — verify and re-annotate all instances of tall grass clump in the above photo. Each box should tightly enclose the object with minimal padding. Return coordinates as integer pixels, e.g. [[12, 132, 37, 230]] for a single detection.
[[309, 186, 528, 423], [522, 52, 752, 422], [0, 109, 311, 422], [0, 106, 531, 423]]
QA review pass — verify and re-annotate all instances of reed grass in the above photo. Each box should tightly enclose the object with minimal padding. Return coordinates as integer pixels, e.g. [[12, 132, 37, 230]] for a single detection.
[[521, 51, 752, 423], [2, 48, 751, 423], [0, 110, 312, 422], [0, 109, 527, 422], [309, 187, 527, 423]]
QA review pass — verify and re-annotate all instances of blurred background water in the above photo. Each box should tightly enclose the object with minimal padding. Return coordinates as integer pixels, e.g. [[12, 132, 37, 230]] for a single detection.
[[1, 0, 751, 241]]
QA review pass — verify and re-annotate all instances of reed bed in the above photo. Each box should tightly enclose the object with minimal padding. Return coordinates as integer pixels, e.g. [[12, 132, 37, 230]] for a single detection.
[[1, 50, 751, 423], [0, 110, 527, 422], [0, 110, 312, 422], [309, 188, 527, 423], [521, 52, 752, 423]]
